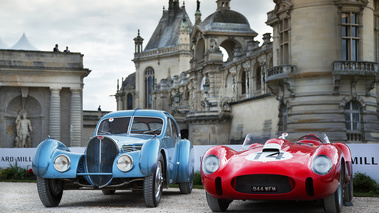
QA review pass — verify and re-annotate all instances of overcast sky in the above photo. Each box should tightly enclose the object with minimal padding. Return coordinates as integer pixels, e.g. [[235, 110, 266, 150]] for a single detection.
[[0, 0, 275, 111]]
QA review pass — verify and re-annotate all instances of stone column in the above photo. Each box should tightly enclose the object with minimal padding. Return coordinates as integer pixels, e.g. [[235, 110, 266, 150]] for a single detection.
[[70, 89, 82, 147], [49, 88, 61, 140]]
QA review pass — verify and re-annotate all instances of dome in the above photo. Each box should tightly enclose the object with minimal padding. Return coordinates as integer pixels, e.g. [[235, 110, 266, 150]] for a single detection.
[[199, 10, 256, 34]]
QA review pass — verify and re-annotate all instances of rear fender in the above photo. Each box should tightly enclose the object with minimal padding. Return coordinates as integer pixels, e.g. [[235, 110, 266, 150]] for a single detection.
[[176, 139, 194, 183], [139, 138, 160, 176]]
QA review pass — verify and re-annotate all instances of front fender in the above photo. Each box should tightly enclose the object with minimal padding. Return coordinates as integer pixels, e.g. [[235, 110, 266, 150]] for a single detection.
[[139, 138, 160, 176], [32, 138, 70, 177], [177, 139, 194, 183]]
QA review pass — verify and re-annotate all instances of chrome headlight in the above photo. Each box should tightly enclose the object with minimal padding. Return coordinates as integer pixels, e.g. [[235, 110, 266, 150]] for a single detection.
[[202, 155, 220, 174], [117, 154, 133, 172], [312, 155, 332, 175], [53, 154, 71, 172]]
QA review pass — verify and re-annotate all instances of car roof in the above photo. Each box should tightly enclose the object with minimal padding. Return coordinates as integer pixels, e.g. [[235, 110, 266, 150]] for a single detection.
[[100, 109, 168, 120]]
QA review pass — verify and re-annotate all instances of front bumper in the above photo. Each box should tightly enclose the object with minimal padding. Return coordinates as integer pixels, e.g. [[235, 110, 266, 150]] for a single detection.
[[202, 162, 338, 201]]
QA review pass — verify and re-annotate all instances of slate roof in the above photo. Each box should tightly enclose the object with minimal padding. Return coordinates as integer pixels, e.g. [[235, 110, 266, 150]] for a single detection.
[[144, 6, 193, 51], [199, 9, 256, 34]]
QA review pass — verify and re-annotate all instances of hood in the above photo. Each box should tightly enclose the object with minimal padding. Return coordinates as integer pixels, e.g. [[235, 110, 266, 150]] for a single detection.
[[97, 134, 156, 151], [228, 139, 318, 171]]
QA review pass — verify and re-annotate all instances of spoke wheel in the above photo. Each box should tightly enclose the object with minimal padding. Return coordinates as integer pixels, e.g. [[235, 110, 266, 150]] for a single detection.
[[324, 166, 344, 213], [144, 155, 164, 207], [36, 177, 63, 207], [205, 192, 232, 212]]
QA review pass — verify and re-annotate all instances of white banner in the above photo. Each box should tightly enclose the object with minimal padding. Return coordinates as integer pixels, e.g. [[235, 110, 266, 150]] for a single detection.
[[1, 144, 378, 182]]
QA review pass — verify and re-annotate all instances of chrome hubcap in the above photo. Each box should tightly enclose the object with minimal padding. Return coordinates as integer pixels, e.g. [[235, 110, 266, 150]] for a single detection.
[[154, 161, 163, 198]]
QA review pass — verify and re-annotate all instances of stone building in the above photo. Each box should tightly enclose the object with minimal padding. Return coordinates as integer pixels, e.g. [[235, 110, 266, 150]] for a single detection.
[[0, 35, 90, 148], [117, 0, 379, 144]]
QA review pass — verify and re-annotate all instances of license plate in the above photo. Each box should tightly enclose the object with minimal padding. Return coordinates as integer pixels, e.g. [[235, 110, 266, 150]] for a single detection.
[[252, 186, 277, 192]]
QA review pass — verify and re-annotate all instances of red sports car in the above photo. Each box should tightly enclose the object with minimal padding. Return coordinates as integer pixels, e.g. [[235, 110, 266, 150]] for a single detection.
[[201, 133, 353, 213]]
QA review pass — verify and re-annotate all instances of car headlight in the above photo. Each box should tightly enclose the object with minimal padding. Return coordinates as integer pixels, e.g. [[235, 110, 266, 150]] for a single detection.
[[117, 154, 133, 172], [53, 154, 71, 172], [202, 155, 220, 174], [312, 155, 332, 175]]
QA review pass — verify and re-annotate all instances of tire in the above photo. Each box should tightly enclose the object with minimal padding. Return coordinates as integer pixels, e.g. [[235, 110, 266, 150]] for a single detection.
[[205, 192, 232, 212], [144, 155, 164, 207], [343, 166, 353, 202], [323, 167, 344, 213], [36, 176, 63, 207], [179, 181, 193, 194], [102, 190, 115, 195]]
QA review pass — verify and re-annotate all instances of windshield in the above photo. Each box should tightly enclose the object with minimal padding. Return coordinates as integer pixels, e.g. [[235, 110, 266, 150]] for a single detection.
[[130, 117, 163, 135], [97, 117, 131, 135], [241, 133, 268, 150]]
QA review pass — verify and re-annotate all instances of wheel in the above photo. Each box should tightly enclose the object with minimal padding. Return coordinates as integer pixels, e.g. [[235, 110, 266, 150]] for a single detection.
[[144, 155, 164, 207], [343, 166, 353, 202], [36, 176, 63, 207], [102, 190, 115, 195], [323, 167, 344, 213], [205, 192, 232, 212], [179, 181, 193, 194]]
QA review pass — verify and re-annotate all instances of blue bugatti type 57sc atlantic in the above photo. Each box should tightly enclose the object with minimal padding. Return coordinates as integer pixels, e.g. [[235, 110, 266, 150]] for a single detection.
[[32, 109, 194, 207]]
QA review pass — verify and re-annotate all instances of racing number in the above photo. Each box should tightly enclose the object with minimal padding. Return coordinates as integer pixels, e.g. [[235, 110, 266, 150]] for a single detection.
[[254, 152, 285, 160]]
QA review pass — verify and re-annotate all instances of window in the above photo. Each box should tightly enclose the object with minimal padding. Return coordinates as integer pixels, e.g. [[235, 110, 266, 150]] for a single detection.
[[241, 71, 246, 95], [279, 18, 290, 65], [256, 66, 262, 91], [345, 101, 361, 131], [127, 93, 133, 110], [97, 117, 131, 135], [144, 67, 155, 108], [341, 12, 359, 61]]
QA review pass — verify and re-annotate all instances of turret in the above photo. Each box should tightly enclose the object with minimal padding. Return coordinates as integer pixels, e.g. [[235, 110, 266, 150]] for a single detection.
[[134, 29, 144, 53]]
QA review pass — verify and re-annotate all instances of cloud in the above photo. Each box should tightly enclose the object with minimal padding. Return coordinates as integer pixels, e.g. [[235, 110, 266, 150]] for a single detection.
[[0, 0, 275, 111]]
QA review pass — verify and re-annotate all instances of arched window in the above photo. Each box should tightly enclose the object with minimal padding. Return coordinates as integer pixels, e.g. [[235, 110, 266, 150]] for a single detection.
[[345, 101, 361, 131], [241, 71, 247, 95], [145, 67, 154, 109], [127, 93, 133, 110], [256, 66, 262, 91]]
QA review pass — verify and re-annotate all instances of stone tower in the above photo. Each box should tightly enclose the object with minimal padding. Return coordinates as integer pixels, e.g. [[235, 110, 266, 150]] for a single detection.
[[266, 0, 379, 142]]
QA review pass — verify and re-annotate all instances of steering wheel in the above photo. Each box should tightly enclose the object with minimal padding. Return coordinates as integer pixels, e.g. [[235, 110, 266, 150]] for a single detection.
[[296, 134, 324, 143]]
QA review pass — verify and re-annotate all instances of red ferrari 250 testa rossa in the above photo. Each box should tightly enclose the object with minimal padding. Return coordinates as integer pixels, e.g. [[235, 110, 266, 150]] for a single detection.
[[201, 133, 353, 213]]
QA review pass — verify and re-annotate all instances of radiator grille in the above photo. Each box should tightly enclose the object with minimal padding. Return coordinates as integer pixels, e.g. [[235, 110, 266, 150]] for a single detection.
[[86, 137, 119, 187], [234, 174, 293, 194]]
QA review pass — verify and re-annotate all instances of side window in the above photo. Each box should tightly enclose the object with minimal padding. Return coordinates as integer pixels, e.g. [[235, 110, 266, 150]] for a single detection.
[[170, 118, 179, 140], [166, 119, 172, 137]]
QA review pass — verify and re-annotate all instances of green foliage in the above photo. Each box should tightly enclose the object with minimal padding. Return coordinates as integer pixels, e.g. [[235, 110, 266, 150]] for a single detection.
[[353, 172, 377, 193], [193, 172, 202, 186], [0, 161, 36, 181]]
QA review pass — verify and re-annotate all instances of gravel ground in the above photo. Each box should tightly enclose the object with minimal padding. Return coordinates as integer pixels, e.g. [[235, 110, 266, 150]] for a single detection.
[[0, 182, 378, 213]]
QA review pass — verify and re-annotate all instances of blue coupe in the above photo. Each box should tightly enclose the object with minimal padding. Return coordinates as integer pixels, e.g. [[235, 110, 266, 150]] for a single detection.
[[32, 109, 194, 207]]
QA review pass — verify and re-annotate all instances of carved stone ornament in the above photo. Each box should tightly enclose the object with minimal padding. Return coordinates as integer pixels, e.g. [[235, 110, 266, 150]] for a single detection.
[[229, 66, 237, 75], [242, 61, 251, 71]]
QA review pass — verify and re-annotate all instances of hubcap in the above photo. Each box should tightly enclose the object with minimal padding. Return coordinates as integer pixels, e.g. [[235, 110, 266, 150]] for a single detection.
[[154, 161, 163, 198]]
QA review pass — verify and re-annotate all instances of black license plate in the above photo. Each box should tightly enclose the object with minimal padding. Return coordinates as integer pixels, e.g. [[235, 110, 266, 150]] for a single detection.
[[252, 186, 277, 192]]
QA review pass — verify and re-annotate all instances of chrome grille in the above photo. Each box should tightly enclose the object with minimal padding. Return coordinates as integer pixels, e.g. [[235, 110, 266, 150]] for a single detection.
[[86, 136, 119, 187], [122, 145, 142, 152], [234, 174, 293, 194]]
